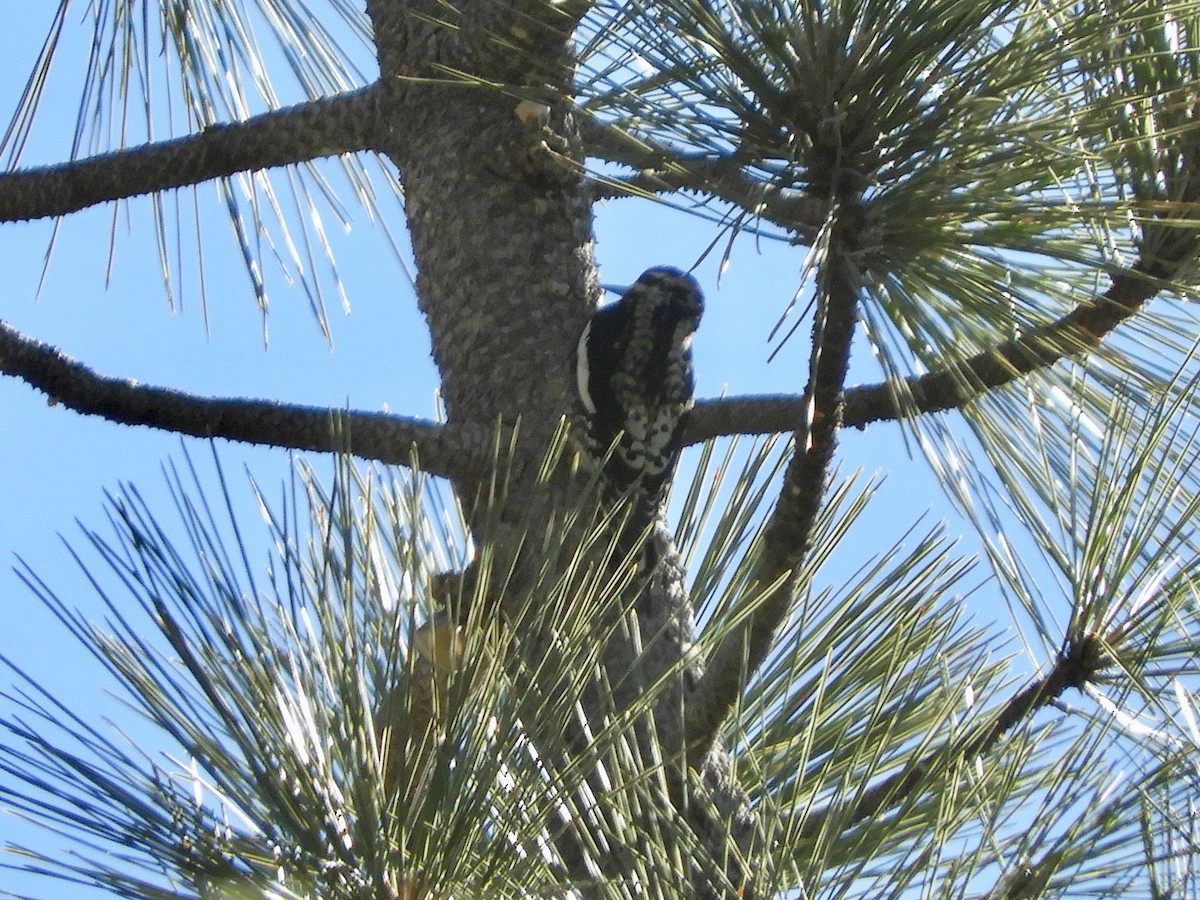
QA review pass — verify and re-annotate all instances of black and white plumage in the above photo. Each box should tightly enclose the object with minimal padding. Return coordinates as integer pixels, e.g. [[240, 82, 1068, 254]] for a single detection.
[[575, 266, 703, 500]]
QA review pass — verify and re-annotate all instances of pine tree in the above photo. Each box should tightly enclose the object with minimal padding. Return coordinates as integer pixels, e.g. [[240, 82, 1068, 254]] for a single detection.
[[2, 0, 1200, 896]]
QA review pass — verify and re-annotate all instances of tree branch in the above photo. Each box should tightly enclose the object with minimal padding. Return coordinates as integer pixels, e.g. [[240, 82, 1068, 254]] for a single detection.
[[0, 87, 382, 223], [686, 211, 862, 759], [579, 117, 826, 241], [842, 266, 1166, 429], [683, 265, 1167, 444], [0, 319, 478, 479], [797, 632, 1109, 840]]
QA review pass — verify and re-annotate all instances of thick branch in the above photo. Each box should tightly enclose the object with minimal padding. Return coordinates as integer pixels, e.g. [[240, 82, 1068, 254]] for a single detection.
[[0, 319, 476, 479], [683, 265, 1166, 443], [686, 216, 861, 759], [0, 87, 382, 223], [579, 117, 826, 241]]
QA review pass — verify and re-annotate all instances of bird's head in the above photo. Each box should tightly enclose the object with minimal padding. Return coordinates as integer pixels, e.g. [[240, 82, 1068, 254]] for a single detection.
[[606, 266, 704, 335]]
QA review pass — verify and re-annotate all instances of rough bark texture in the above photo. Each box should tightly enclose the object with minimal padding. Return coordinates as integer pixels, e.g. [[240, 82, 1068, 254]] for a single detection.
[[366, 0, 758, 893], [0, 90, 380, 223], [369, 0, 595, 443], [6, 3, 1195, 897]]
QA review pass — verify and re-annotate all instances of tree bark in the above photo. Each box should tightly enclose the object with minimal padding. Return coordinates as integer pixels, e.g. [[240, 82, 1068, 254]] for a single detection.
[[365, 0, 758, 893], [0, 89, 380, 223]]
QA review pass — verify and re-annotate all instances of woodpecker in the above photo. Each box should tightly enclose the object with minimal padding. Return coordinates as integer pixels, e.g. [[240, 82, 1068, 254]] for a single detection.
[[574, 266, 703, 502]]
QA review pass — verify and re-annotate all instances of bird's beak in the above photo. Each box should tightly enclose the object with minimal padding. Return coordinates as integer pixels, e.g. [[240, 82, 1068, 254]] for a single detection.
[[600, 283, 630, 295]]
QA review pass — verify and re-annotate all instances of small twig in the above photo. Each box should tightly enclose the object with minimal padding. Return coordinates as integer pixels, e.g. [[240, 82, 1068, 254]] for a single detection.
[[799, 633, 1109, 839], [579, 117, 826, 241]]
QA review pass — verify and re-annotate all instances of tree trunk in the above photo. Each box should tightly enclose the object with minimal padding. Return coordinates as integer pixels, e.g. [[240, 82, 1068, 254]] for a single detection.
[[367, 0, 758, 893]]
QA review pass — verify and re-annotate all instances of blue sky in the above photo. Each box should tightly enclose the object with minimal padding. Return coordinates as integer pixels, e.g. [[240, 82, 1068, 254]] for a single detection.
[[0, 6, 976, 896]]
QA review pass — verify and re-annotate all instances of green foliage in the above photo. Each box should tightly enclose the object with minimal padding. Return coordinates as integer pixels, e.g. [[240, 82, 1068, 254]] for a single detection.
[[5, 0, 1200, 896], [3, 0, 407, 333], [0, 441, 963, 894], [0, 441, 759, 895], [6, 400, 1199, 896], [583, 0, 1200, 397]]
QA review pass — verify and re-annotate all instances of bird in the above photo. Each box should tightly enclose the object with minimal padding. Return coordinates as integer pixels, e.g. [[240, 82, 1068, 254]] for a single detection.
[[574, 266, 703, 505]]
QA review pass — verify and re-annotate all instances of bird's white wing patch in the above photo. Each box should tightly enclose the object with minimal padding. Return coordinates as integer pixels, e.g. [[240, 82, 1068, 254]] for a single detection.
[[576, 321, 596, 415]]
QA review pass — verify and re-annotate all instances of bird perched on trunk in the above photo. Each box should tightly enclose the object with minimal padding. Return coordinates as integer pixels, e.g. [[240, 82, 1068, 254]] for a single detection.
[[574, 266, 703, 507]]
